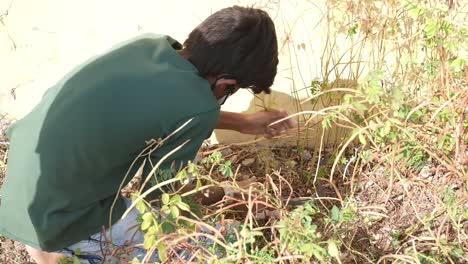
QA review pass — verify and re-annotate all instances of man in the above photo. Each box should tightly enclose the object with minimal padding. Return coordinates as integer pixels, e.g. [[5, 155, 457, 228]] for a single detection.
[[0, 6, 294, 263]]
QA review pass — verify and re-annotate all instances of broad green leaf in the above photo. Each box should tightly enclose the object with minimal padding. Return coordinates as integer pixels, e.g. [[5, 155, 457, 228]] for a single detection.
[[72, 256, 81, 264], [142, 212, 153, 222], [424, 19, 437, 38], [450, 57, 466, 73], [331, 205, 340, 222], [391, 87, 405, 110], [176, 168, 187, 180], [408, 6, 424, 19], [187, 162, 198, 174], [451, 248, 464, 258], [141, 212, 153, 230], [161, 193, 170, 205], [341, 207, 355, 221], [131, 257, 141, 264], [328, 241, 339, 257], [177, 201, 191, 212], [161, 205, 171, 215], [358, 133, 367, 145], [219, 161, 233, 177], [170, 205, 180, 218], [161, 222, 173, 233], [148, 225, 159, 234], [300, 243, 314, 257], [352, 101, 368, 114], [141, 220, 151, 231], [158, 243, 168, 262], [136, 200, 146, 214], [443, 40, 458, 54], [143, 233, 155, 249], [347, 24, 358, 36], [381, 121, 391, 137], [171, 194, 181, 203]]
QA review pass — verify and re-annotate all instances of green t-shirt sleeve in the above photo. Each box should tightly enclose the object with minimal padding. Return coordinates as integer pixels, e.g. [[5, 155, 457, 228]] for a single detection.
[[140, 109, 218, 189]]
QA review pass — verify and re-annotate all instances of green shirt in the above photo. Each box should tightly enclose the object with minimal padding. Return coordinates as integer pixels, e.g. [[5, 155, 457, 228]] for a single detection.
[[0, 34, 219, 251]]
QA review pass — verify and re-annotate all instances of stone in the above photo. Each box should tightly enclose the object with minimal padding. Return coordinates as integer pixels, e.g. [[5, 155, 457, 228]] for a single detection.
[[242, 158, 255, 166]]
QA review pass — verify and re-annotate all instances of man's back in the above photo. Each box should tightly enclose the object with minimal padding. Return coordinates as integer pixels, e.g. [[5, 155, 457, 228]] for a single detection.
[[0, 34, 219, 251]]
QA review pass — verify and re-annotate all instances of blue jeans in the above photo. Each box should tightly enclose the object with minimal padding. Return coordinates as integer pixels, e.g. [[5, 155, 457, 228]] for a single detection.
[[56, 200, 239, 263], [56, 200, 157, 263]]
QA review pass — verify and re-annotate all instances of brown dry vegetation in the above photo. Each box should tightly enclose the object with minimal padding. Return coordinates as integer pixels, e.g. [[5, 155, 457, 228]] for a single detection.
[[1, 0, 467, 263]]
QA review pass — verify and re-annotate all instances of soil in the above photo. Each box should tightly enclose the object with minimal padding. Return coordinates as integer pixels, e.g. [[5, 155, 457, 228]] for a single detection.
[[0, 124, 466, 263]]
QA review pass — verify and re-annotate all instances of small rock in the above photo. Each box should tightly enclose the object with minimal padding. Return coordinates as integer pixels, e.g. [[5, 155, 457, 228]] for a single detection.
[[220, 147, 233, 157], [302, 150, 312, 161], [419, 165, 433, 179], [364, 180, 375, 190], [242, 158, 255, 166], [230, 154, 238, 163]]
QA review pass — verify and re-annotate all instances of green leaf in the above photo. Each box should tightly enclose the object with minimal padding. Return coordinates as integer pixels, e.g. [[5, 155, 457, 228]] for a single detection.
[[72, 256, 81, 264], [161, 193, 170, 205], [158, 243, 168, 262], [362, 70, 384, 104], [358, 133, 367, 145], [175, 168, 187, 180], [218, 161, 233, 177], [143, 233, 155, 249], [171, 194, 182, 203], [443, 40, 458, 54], [131, 257, 141, 264], [170, 205, 180, 218], [147, 225, 158, 234], [141, 219, 152, 231], [161, 222, 175, 233], [424, 19, 437, 38], [347, 24, 358, 36], [450, 57, 466, 73], [300, 243, 314, 257], [177, 201, 191, 212], [135, 200, 146, 214], [161, 205, 171, 215], [352, 101, 368, 114], [328, 241, 339, 257], [451, 248, 464, 258], [331, 206, 340, 222], [408, 6, 424, 19], [379, 121, 391, 137], [142, 212, 153, 222], [187, 162, 198, 174], [391, 87, 405, 110], [341, 207, 355, 221]]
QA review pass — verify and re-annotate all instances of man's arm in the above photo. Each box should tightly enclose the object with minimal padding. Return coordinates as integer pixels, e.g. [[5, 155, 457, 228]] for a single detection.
[[217, 110, 295, 138]]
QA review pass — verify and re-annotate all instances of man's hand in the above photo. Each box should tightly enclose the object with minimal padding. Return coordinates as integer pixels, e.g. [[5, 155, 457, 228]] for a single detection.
[[240, 110, 296, 138], [217, 110, 296, 138]]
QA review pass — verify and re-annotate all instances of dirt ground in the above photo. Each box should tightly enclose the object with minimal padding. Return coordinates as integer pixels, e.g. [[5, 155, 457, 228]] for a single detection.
[[0, 121, 466, 263]]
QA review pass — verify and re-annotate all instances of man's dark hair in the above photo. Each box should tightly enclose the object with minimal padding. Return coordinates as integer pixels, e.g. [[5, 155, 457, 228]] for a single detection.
[[184, 6, 278, 94]]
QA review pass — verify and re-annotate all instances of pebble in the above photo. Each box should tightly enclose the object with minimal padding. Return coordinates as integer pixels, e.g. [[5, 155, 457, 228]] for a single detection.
[[220, 147, 233, 157], [302, 150, 312, 161], [242, 158, 255, 166]]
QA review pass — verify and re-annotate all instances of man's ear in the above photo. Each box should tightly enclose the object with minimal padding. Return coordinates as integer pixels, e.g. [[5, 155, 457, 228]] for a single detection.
[[213, 78, 238, 98]]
